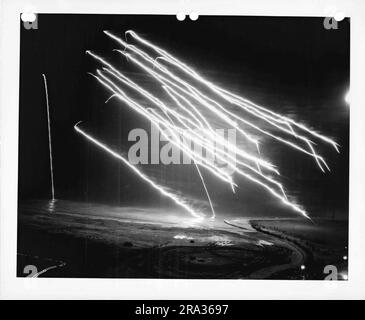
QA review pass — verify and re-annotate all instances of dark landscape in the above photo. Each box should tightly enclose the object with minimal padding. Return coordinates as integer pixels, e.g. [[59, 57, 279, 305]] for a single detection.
[[17, 200, 348, 279]]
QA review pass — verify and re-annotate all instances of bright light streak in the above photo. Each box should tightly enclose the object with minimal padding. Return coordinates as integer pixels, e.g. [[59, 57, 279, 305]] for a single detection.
[[74, 122, 203, 219], [90, 65, 237, 187], [77, 30, 340, 220], [123, 30, 339, 153], [42, 74, 55, 201]]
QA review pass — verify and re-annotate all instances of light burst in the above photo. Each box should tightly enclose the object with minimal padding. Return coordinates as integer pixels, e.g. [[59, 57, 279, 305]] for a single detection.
[[75, 30, 339, 220]]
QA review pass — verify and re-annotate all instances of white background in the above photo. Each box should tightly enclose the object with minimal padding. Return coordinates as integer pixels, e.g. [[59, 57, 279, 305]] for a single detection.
[[1, 0, 364, 299]]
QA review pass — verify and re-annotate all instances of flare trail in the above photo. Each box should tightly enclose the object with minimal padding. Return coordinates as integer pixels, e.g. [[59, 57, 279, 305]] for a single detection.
[[75, 30, 339, 220]]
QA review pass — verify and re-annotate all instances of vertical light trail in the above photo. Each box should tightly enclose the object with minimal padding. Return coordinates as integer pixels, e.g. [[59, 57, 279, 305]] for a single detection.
[[42, 74, 55, 201]]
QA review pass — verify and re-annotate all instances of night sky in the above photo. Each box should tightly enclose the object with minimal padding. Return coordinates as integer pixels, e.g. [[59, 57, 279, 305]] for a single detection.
[[18, 15, 349, 219]]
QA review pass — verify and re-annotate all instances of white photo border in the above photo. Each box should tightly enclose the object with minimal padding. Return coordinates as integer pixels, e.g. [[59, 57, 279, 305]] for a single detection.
[[1, 0, 364, 299]]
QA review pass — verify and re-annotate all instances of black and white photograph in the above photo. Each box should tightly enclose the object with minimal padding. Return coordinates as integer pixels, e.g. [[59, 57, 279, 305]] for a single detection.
[[16, 14, 350, 281]]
